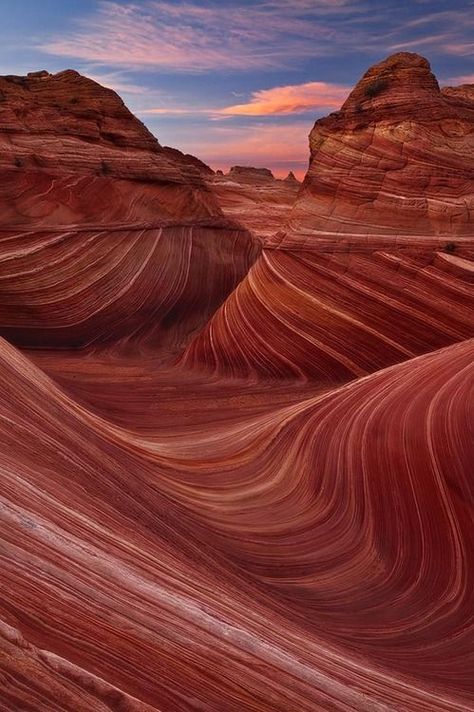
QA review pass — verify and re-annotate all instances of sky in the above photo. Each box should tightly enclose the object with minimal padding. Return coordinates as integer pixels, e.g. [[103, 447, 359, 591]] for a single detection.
[[0, 0, 473, 178]]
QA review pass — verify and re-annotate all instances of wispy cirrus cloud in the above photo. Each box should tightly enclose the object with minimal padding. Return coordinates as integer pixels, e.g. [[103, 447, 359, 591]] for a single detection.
[[389, 33, 452, 51], [389, 6, 474, 56], [441, 43, 474, 56], [37, 0, 474, 74], [84, 70, 147, 94], [443, 73, 474, 86], [38, 0, 364, 72], [452, 74, 474, 83]]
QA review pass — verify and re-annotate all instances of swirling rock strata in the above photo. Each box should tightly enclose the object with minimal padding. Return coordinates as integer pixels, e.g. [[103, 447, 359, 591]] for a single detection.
[[0, 334, 473, 711], [0, 71, 260, 349], [184, 53, 474, 379], [0, 54, 473, 712], [180, 247, 474, 379], [285, 52, 474, 243]]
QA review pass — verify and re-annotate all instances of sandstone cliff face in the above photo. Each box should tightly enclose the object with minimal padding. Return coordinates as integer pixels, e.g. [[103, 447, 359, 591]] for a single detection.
[[181, 53, 474, 379], [0, 70, 260, 349], [280, 52, 474, 246], [0, 70, 205, 183]]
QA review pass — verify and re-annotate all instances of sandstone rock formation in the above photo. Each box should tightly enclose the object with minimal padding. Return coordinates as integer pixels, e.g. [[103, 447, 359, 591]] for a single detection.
[[284, 52, 474, 245], [0, 69, 260, 350], [0, 55, 473, 712], [207, 165, 301, 238], [183, 53, 474, 379]]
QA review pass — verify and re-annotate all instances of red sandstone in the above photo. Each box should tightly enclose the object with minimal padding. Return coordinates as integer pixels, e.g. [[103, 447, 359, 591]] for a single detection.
[[0, 55, 473, 712]]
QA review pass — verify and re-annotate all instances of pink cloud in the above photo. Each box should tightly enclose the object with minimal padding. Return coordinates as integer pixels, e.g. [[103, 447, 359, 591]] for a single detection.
[[84, 71, 147, 95], [441, 43, 474, 56], [139, 108, 196, 115], [217, 81, 350, 116], [389, 33, 452, 51], [453, 74, 474, 84], [443, 74, 474, 86], [136, 81, 349, 117]]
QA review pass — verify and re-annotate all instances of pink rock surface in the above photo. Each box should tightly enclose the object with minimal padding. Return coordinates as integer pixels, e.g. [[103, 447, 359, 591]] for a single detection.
[[0, 70, 260, 351]]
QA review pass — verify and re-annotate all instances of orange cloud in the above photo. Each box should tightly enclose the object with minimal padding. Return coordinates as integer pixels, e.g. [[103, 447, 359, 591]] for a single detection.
[[218, 81, 350, 116], [137, 81, 349, 118]]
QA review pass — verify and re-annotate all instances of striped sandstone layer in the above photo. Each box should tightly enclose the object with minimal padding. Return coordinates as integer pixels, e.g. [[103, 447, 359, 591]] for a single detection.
[[207, 166, 301, 239], [0, 69, 260, 351], [0, 53, 473, 712], [1, 336, 473, 711], [181, 53, 474, 379]]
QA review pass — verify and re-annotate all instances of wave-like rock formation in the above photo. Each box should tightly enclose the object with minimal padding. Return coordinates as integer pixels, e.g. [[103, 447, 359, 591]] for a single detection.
[[0, 70, 260, 351], [0, 54, 473, 712], [183, 53, 474, 379], [2, 335, 473, 712]]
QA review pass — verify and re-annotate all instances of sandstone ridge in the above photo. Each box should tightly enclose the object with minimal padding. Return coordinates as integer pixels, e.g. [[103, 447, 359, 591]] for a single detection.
[[182, 53, 474, 379], [0, 69, 260, 349]]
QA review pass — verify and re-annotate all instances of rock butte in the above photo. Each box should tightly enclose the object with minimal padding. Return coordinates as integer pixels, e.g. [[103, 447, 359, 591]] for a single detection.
[[0, 53, 473, 712]]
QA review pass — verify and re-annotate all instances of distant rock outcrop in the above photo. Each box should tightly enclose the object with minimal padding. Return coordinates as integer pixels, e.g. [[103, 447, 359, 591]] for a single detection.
[[228, 165, 275, 183], [208, 165, 300, 237]]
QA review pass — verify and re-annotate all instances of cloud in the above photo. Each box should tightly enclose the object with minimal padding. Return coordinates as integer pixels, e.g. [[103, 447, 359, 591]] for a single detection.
[[18, 0, 474, 77], [38, 0, 364, 72], [389, 33, 452, 51], [196, 121, 312, 180], [135, 80, 349, 118], [444, 74, 474, 85], [218, 81, 350, 115], [440, 43, 474, 56], [84, 70, 147, 94], [391, 6, 474, 56], [139, 108, 195, 115]]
